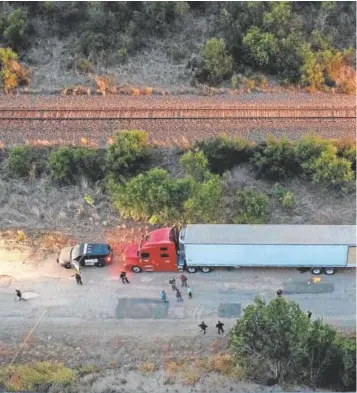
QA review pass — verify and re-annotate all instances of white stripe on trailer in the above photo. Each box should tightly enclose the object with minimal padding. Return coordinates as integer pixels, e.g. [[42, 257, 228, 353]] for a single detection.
[[83, 244, 88, 254]]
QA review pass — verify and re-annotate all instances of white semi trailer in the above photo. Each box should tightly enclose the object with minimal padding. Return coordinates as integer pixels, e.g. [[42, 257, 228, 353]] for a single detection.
[[178, 224, 356, 275]]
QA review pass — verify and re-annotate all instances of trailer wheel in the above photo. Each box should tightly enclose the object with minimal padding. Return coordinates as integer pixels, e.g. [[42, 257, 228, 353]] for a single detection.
[[132, 266, 142, 273], [324, 267, 336, 275], [311, 267, 323, 275], [201, 267, 211, 273], [187, 266, 197, 273]]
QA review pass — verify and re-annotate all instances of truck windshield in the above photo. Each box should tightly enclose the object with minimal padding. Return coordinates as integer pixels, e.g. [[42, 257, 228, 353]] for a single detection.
[[71, 244, 82, 261]]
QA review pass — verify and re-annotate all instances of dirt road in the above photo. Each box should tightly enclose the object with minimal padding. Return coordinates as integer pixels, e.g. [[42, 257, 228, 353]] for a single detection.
[[0, 250, 355, 392]]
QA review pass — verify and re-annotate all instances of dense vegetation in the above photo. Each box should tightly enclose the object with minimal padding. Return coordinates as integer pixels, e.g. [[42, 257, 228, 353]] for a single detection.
[[0, 2, 355, 92], [2, 131, 355, 225], [230, 296, 356, 391]]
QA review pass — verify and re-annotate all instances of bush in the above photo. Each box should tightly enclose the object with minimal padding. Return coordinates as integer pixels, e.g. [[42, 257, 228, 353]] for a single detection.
[[251, 137, 298, 180], [196, 134, 253, 174], [107, 130, 151, 178], [2, 9, 28, 50], [229, 296, 356, 389], [270, 184, 295, 209], [184, 174, 225, 223], [200, 38, 233, 84], [180, 151, 209, 181], [233, 189, 270, 224], [294, 135, 331, 174], [76, 58, 94, 73], [109, 168, 193, 224], [302, 144, 354, 190], [49, 147, 105, 184], [8, 146, 46, 178], [0, 362, 76, 391]]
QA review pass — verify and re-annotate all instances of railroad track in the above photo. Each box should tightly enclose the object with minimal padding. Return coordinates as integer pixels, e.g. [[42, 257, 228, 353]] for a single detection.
[[0, 107, 355, 120]]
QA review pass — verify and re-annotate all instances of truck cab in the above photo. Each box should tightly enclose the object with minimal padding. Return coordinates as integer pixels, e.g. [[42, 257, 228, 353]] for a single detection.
[[123, 227, 180, 272]]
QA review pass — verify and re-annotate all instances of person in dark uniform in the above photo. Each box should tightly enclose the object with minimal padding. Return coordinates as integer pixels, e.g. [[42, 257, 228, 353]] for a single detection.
[[199, 321, 208, 335], [216, 321, 224, 334], [15, 289, 26, 301], [71, 272, 82, 285], [307, 311, 312, 319], [276, 289, 283, 297], [176, 288, 183, 302], [180, 274, 188, 287], [120, 271, 130, 284], [169, 278, 176, 291]]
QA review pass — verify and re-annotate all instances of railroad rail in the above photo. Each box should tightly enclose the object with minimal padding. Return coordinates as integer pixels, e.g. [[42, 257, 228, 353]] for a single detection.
[[0, 107, 355, 120]]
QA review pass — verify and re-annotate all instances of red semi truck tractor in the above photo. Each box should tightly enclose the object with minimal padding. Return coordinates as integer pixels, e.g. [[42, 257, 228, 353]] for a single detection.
[[122, 224, 356, 275]]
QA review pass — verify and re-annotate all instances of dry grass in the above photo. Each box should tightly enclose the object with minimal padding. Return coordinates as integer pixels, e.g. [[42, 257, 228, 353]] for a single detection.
[[181, 368, 201, 385], [138, 362, 156, 374]]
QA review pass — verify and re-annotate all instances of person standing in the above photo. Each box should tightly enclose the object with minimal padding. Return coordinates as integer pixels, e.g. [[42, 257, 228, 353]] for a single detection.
[[71, 272, 82, 285], [187, 286, 192, 299], [15, 289, 26, 301], [199, 321, 208, 335], [216, 320, 224, 334], [180, 274, 188, 288], [176, 288, 183, 302], [276, 289, 283, 297], [120, 271, 130, 284], [169, 278, 176, 291], [307, 311, 312, 319], [160, 290, 167, 303]]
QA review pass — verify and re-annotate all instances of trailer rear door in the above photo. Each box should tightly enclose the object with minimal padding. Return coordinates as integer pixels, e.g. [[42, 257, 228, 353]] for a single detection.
[[347, 247, 356, 266]]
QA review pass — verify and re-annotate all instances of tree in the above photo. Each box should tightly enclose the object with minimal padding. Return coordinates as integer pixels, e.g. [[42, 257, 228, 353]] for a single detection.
[[109, 168, 193, 224], [233, 189, 270, 224], [300, 48, 325, 91], [196, 134, 253, 174], [302, 144, 354, 190], [179, 151, 209, 181], [243, 26, 278, 69], [3, 9, 28, 50], [201, 38, 233, 84], [229, 296, 356, 388], [8, 147, 33, 177], [106, 130, 151, 178], [184, 174, 225, 223], [49, 147, 105, 184], [251, 137, 298, 180]]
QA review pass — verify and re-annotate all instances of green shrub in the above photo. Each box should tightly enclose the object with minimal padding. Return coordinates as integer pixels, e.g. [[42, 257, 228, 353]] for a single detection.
[[251, 137, 298, 180], [196, 134, 253, 174], [184, 174, 225, 223], [109, 168, 193, 224], [0, 361, 76, 391], [107, 130, 151, 178], [117, 48, 128, 64], [8, 146, 47, 178], [294, 135, 331, 174], [233, 189, 270, 224], [3, 9, 28, 50], [180, 151, 209, 181], [200, 38, 233, 84], [270, 184, 295, 209], [76, 58, 94, 73], [231, 74, 240, 89], [302, 144, 354, 190], [49, 147, 105, 184], [229, 296, 356, 389], [281, 191, 295, 209]]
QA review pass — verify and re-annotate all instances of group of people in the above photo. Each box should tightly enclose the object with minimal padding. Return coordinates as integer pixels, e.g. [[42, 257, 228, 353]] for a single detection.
[[199, 321, 225, 335], [160, 274, 192, 303]]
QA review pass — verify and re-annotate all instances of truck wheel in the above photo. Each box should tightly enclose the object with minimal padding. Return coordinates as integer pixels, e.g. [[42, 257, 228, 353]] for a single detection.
[[64, 263, 71, 269], [96, 262, 105, 268], [311, 267, 323, 275], [132, 266, 142, 273], [324, 267, 336, 275], [187, 267, 197, 273], [201, 267, 211, 273]]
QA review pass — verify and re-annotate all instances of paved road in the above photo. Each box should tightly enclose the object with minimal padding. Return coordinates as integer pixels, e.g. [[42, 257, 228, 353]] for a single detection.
[[0, 258, 355, 366]]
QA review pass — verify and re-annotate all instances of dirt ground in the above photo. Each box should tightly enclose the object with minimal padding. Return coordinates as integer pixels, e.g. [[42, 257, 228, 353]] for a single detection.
[[0, 236, 355, 392]]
